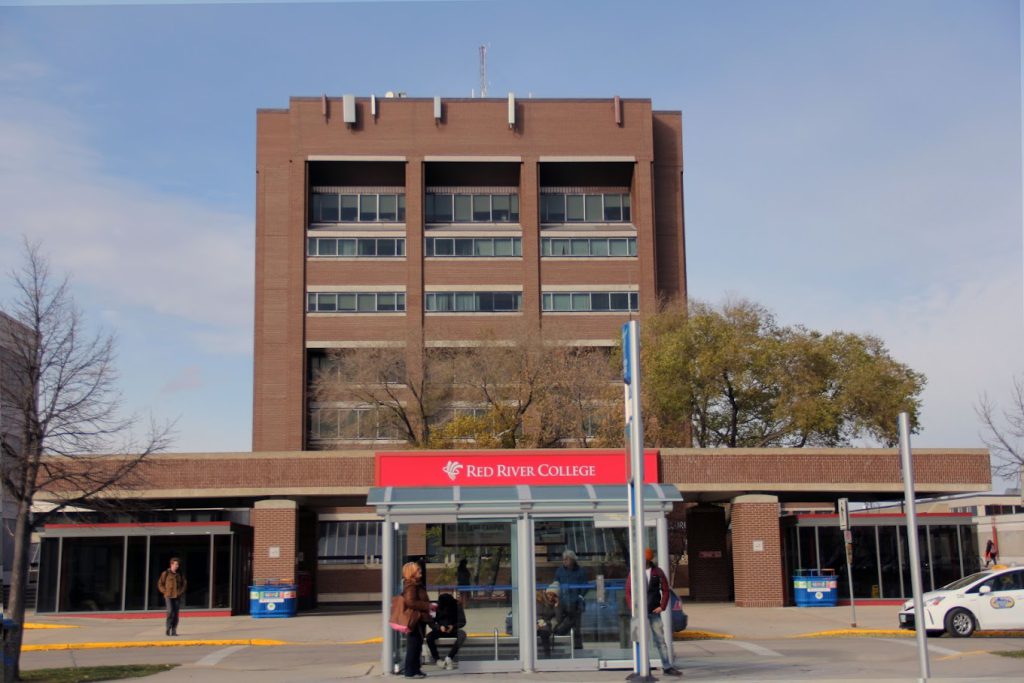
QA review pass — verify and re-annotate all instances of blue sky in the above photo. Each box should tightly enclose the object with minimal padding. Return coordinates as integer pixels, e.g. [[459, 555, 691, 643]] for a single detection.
[[0, 1, 1021, 476]]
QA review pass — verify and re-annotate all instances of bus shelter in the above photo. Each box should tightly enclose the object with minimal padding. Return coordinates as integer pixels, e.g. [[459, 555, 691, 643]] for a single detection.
[[368, 450, 681, 674]]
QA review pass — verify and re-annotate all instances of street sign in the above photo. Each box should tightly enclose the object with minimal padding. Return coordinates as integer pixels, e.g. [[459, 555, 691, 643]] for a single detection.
[[838, 497, 850, 531]]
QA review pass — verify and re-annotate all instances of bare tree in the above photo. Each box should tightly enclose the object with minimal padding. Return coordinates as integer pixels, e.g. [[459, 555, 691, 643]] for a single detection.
[[977, 375, 1024, 483], [309, 346, 453, 447], [0, 241, 172, 679], [536, 346, 621, 447]]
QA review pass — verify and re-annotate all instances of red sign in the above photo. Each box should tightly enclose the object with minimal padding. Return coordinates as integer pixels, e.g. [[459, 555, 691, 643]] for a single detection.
[[375, 449, 659, 488]]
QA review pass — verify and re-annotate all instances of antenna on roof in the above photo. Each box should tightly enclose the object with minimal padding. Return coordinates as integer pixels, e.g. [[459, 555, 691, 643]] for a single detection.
[[479, 44, 488, 98]]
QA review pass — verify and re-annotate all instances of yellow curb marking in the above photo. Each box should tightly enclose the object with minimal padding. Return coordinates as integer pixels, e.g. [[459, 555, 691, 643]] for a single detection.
[[339, 637, 383, 645], [23, 639, 289, 652], [23, 623, 79, 630], [790, 629, 910, 638]]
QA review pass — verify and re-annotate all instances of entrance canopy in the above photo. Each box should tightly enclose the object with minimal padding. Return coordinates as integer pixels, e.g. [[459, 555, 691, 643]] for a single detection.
[[367, 483, 681, 520]]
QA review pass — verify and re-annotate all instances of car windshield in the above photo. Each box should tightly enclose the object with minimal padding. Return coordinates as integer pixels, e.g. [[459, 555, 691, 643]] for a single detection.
[[940, 571, 993, 591]]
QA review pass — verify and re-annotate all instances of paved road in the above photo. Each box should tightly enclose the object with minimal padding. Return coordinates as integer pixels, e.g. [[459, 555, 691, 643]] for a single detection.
[[20, 636, 1024, 681], [16, 605, 1024, 681]]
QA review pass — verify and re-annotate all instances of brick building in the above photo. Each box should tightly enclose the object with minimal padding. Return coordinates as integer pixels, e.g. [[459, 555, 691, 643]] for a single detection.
[[31, 93, 993, 673], [253, 95, 685, 451]]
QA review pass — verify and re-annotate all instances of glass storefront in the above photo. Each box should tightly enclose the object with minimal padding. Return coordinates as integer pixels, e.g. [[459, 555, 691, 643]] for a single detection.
[[36, 523, 252, 614], [785, 514, 977, 600]]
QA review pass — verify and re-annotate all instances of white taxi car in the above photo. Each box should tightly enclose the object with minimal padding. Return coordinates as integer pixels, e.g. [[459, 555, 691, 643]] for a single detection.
[[898, 566, 1024, 637]]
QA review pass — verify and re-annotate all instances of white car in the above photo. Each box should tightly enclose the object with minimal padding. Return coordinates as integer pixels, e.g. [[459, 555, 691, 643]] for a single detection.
[[898, 566, 1024, 637]]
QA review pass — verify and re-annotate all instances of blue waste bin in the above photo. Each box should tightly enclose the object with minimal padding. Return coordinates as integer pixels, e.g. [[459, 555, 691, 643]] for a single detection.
[[250, 582, 298, 618], [792, 569, 838, 607]]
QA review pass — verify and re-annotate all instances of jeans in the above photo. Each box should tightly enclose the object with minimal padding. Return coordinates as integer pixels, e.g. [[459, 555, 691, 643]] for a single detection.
[[426, 627, 466, 661], [165, 597, 180, 634], [648, 613, 674, 670], [404, 624, 425, 676]]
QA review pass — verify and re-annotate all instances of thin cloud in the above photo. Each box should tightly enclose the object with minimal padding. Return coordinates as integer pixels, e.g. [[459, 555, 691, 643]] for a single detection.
[[161, 365, 204, 394], [0, 98, 253, 353]]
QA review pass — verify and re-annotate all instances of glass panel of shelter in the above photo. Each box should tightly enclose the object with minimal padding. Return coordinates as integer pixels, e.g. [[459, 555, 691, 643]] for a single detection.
[[393, 520, 520, 672], [534, 520, 656, 663]]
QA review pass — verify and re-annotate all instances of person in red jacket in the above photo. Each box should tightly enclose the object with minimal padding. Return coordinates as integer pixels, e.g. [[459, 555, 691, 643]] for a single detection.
[[626, 548, 682, 677]]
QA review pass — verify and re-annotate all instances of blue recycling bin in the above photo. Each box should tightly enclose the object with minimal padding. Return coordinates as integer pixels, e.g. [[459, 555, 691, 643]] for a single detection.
[[792, 569, 838, 607], [250, 582, 298, 618]]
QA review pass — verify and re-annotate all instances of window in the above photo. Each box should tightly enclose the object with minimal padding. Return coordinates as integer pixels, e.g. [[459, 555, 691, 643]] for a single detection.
[[309, 192, 404, 223], [542, 291, 639, 312], [540, 193, 632, 223], [307, 291, 406, 313], [425, 291, 523, 313], [307, 238, 405, 258], [425, 193, 519, 223], [541, 237, 636, 257], [425, 237, 521, 257], [318, 521, 383, 564], [454, 194, 472, 222], [309, 408, 402, 441]]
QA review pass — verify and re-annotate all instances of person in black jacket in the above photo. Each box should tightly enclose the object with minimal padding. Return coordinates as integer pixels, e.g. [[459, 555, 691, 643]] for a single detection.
[[426, 593, 467, 670], [626, 548, 682, 677]]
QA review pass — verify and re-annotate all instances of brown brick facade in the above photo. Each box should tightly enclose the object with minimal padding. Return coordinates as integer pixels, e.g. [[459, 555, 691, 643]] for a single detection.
[[731, 495, 785, 608], [61, 448, 984, 499], [253, 97, 687, 451], [253, 500, 298, 584]]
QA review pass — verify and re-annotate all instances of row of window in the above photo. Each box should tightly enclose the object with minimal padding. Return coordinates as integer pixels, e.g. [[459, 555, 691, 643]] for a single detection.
[[424, 237, 521, 257], [307, 237, 406, 257], [306, 237, 635, 259], [425, 193, 519, 223], [542, 291, 639, 312], [542, 237, 636, 257], [310, 191, 631, 225], [425, 291, 522, 313], [318, 521, 382, 564], [306, 292, 406, 313], [311, 193, 407, 223], [306, 291, 639, 313], [309, 407, 403, 440], [540, 193, 631, 223]]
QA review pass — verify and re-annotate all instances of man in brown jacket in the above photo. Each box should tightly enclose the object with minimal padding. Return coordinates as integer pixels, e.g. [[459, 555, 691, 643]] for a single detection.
[[158, 557, 187, 636]]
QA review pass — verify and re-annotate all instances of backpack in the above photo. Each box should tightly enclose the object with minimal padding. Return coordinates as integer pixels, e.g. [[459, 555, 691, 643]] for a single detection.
[[668, 589, 688, 632]]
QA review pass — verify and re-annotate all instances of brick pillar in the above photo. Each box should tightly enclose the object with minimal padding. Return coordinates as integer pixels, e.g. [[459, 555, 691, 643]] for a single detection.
[[253, 499, 298, 584], [731, 494, 784, 607]]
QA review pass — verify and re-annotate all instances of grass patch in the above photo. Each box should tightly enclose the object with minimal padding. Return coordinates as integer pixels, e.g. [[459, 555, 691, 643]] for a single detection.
[[20, 664, 177, 682], [993, 650, 1024, 659]]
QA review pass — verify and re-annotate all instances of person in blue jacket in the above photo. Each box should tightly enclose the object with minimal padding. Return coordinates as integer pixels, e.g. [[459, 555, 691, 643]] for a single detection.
[[554, 549, 588, 649]]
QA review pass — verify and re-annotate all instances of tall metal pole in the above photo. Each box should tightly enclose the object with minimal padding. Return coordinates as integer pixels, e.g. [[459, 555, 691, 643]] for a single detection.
[[623, 321, 652, 682], [381, 516, 395, 675], [899, 412, 930, 679]]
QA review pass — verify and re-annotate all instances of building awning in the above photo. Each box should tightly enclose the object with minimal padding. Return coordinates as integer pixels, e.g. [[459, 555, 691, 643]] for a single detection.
[[41, 522, 241, 538], [367, 484, 681, 520]]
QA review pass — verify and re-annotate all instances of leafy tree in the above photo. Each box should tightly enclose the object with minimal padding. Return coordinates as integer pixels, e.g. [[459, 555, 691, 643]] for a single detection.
[[976, 375, 1024, 481], [642, 299, 925, 447], [0, 242, 172, 679]]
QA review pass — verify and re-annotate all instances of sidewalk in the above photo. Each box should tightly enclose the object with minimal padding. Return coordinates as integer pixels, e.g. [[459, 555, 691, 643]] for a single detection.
[[20, 603, 908, 650]]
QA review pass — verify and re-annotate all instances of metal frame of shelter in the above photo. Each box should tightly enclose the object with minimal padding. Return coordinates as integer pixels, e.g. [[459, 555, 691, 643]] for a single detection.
[[368, 483, 682, 674]]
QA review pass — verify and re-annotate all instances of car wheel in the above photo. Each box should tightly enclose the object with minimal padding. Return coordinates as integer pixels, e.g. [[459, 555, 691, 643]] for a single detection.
[[944, 608, 976, 638]]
